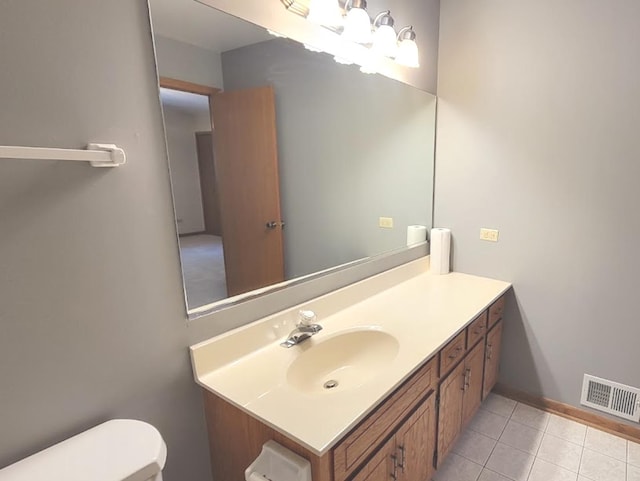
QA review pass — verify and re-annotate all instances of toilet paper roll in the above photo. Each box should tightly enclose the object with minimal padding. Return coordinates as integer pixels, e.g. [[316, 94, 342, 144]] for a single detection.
[[430, 228, 451, 275], [406, 225, 428, 246]]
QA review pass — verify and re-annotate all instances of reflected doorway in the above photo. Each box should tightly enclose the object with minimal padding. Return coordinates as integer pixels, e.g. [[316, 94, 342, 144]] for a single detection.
[[159, 79, 227, 308], [159, 77, 286, 311]]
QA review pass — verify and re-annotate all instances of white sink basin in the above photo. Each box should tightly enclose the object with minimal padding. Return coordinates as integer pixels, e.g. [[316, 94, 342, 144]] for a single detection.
[[286, 329, 400, 394]]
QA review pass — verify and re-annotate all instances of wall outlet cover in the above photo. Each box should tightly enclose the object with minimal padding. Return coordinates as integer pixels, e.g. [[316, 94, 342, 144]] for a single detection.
[[379, 217, 394, 229], [480, 228, 499, 242]]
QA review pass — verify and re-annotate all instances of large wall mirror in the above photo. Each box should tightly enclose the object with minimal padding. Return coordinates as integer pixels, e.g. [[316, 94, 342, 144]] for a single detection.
[[149, 0, 436, 318]]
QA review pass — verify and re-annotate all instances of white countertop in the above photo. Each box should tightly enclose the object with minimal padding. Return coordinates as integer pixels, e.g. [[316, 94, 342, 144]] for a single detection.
[[190, 258, 511, 455]]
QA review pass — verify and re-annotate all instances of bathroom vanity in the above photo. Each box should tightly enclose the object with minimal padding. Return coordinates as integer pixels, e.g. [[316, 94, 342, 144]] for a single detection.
[[190, 259, 510, 481]]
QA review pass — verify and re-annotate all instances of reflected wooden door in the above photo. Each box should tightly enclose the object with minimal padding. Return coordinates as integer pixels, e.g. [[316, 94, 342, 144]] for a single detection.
[[211, 86, 284, 297]]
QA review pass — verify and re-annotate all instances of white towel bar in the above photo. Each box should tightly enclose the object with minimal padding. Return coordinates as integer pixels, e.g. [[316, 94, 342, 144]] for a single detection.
[[0, 143, 126, 167]]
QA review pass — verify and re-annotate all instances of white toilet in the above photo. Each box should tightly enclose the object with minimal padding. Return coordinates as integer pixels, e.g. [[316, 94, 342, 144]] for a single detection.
[[0, 419, 167, 481]]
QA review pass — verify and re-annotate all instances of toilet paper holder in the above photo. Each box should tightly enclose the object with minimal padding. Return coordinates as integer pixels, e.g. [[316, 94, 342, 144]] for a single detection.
[[245, 440, 312, 481]]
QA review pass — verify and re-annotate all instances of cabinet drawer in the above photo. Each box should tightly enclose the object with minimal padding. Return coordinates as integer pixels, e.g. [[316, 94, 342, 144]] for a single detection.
[[488, 295, 506, 328], [333, 356, 436, 481], [466, 311, 488, 348], [439, 330, 466, 376]]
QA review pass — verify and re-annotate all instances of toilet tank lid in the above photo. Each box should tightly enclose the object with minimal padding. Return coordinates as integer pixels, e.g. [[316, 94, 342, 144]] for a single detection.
[[0, 419, 167, 481]]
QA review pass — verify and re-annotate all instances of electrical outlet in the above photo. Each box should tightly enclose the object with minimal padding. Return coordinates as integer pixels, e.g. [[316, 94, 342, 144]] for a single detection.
[[480, 228, 499, 242], [379, 217, 394, 229]]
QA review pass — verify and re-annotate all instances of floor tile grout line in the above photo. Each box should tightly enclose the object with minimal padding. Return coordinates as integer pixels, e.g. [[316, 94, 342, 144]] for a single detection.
[[479, 400, 524, 481], [577, 426, 587, 479], [456, 395, 635, 481]]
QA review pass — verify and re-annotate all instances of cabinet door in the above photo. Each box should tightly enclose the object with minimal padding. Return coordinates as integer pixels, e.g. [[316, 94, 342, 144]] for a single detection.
[[461, 340, 486, 428], [483, 320, 503, 399], [396, 395, 436, 481], [351, 436, 396, 481], [437, 361, 465, 463]]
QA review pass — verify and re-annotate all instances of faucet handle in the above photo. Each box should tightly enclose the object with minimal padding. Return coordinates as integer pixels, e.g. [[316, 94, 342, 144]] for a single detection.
[[298, 310, 317, 326]]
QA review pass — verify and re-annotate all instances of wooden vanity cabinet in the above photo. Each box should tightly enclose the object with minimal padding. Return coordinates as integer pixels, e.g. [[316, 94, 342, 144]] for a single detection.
[[333, 356, 436, 481], [483, 320, 503, 399], [437, 340, 485, 463], [395, 395, 436, 481], [350, 436, 396, 481], [436, 295, 504, 467], [352, 396, 436, 481], [483, 295, 506, 399]]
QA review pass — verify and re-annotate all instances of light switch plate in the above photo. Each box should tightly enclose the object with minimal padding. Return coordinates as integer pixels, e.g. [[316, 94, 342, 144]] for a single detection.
[[480, 228, 499, 242], [379, 217, 394, 229]]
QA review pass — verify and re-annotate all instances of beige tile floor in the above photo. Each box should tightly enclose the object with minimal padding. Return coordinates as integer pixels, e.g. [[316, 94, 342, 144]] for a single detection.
[[435, 393, 640, 481], [178, 234, 227, 309]]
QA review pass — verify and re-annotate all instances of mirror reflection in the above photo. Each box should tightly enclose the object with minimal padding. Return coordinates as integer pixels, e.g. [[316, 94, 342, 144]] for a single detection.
[[149, 0, 436, 315]]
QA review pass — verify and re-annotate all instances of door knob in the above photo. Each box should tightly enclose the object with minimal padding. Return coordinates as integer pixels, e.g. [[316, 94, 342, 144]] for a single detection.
[[265, 221, 285, 229]]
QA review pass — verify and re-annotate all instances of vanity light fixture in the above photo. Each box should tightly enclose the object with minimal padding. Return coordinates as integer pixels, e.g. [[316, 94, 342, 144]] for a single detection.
[[358, 48, 378, 74], [342, 0, 372, 44], [307, 0, 343, 28], [280, 0, 308, 17], [280, 0, 420, 71], [371, 11, 397, 58], [395, 26, 420, 68]]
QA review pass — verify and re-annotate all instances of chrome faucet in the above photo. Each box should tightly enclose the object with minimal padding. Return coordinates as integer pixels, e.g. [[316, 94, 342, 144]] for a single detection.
[[280, 310, 323, 348]]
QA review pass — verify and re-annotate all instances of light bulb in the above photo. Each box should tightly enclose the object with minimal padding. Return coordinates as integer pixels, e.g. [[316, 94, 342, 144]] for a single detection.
[[342, 7, 372, 44], [396, 38, 419, 68], [307, 0, 343, 27]]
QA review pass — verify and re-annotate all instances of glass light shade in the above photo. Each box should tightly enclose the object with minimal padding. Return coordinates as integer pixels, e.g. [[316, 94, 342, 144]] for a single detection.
[[342, 8, 372, 44], [358, 49, 378, 74], [396, 38, 419, 68], [307, 0, 343, 27], [371, 24, 397, 57]]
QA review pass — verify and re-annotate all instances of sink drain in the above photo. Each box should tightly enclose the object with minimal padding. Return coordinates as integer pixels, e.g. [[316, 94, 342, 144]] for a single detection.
[[323, 380, 339, 389]]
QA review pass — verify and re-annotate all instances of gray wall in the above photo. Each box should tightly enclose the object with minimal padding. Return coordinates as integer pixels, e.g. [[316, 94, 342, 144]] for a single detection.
[[0, 1, 212, 479], [222, 39, 435, 279], [0, 1, 436, 479], [435, 0, 640, 423], [161, 103, 206, 235], [154, 35, 224, 89]]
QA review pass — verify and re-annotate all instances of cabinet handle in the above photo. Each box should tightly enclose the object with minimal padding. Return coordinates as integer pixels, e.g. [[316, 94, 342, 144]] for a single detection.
[[397, 445, 406, 471], [390, 454, 398, 480], [464, 368, 471, 390], [487, 344, 493, 360]]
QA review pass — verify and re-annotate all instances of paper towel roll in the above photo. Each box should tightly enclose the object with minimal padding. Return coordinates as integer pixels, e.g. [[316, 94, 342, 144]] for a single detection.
[[407, 225, 428, 246], [430, 228, 451, 275]]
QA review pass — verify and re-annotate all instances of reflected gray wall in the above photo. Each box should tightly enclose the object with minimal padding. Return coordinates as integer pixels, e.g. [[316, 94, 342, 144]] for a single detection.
[[154, 35, 224, 89], [161, 103, 206, 234], [222, 39, 435, 279], [436, 0, 640, 424], [0, 1, 438, 479]]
